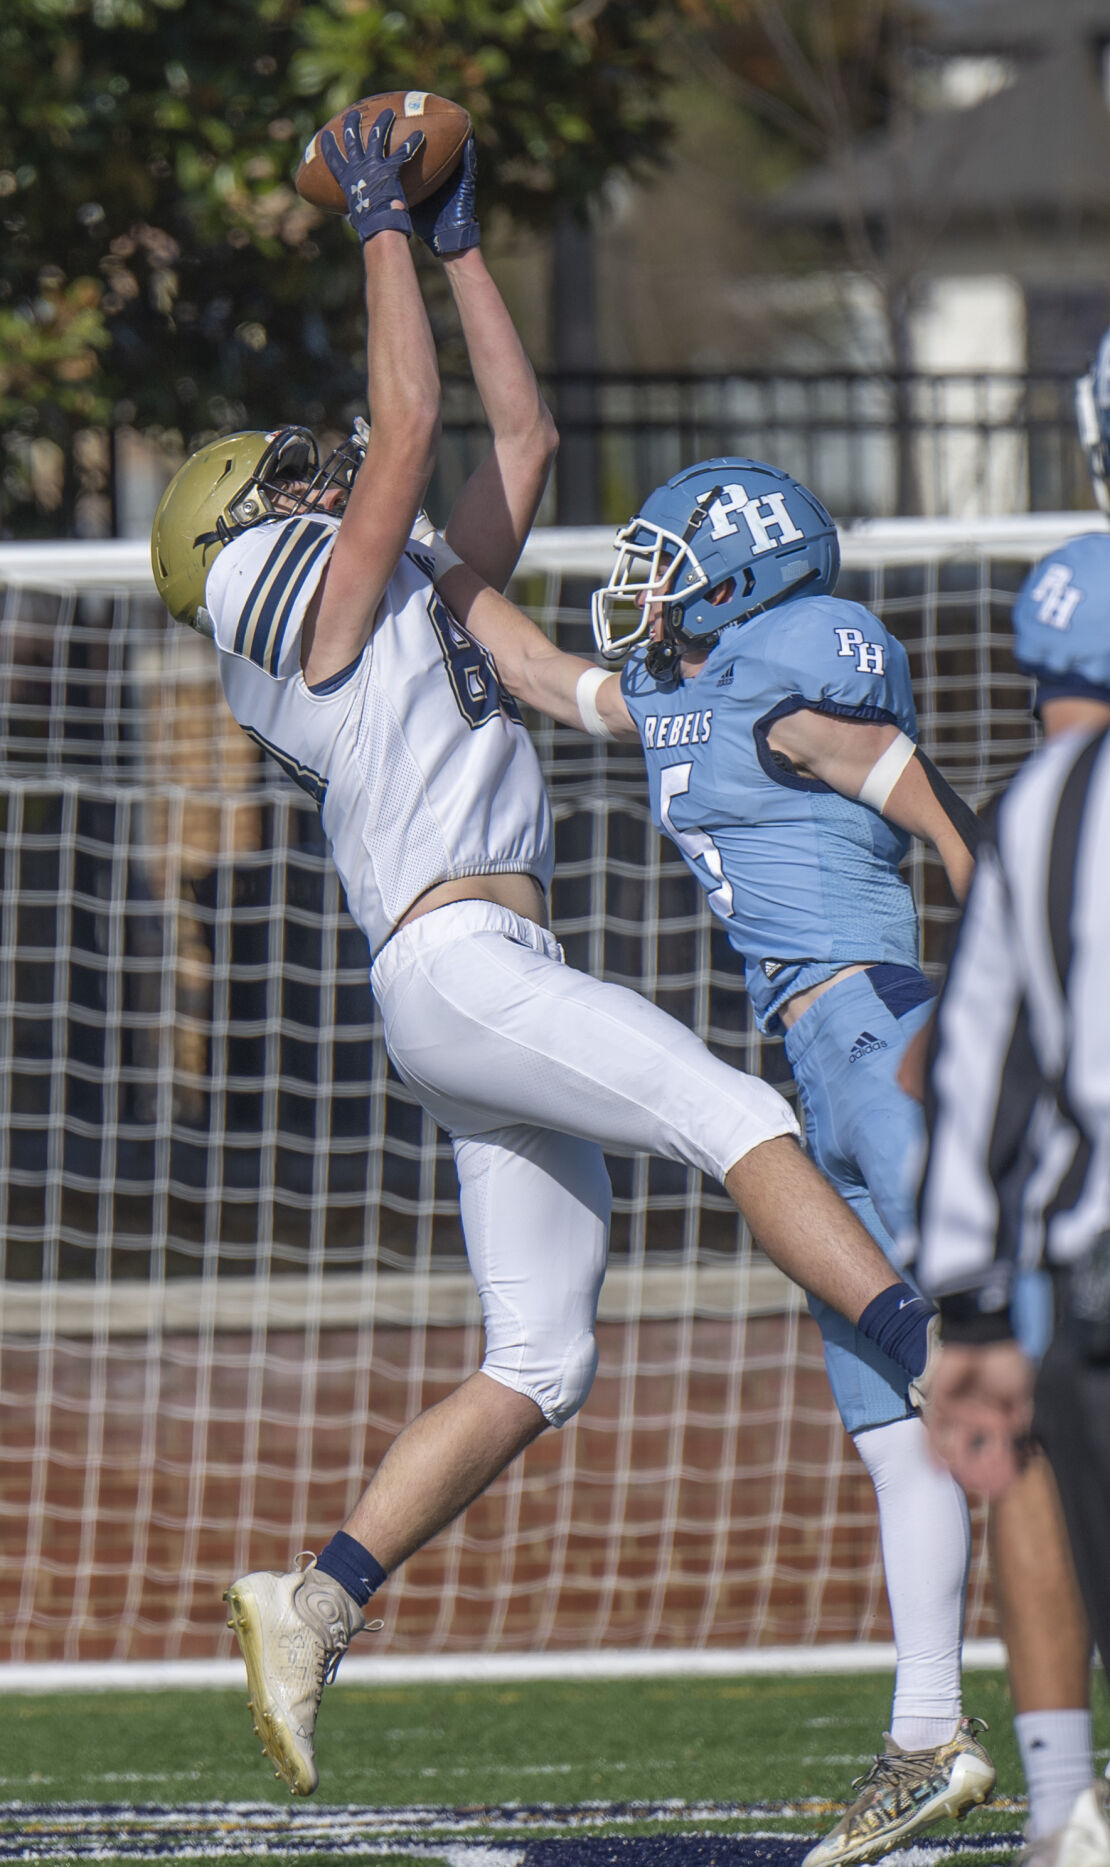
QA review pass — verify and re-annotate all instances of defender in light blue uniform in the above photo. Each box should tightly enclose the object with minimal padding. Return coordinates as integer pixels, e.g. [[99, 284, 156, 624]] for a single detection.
[[587, 459, 989, 1865], [620, 592, 931, 1428]]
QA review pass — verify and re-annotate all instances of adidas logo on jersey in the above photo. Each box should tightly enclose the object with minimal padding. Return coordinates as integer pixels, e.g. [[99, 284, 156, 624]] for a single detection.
[[849, 1029, 888, 1062], [716, 665, 734, 688]]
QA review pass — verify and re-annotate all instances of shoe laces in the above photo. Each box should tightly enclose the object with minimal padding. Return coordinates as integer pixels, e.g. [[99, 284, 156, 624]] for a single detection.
[[322, 1644, 348, 1688], [292, 1552, 382, 1689], [850, 1750, 923, 1797], [322, 1614, 384, 1684], [851, 1715, 988, 1795]]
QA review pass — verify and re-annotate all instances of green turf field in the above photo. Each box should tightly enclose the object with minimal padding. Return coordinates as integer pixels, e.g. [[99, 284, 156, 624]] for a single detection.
[[0, 1668, 1026, 1808], [6, 1664, 1107, 1864]]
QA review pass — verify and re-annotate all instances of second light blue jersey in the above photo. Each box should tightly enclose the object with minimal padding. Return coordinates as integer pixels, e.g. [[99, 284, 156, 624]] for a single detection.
[[620, 593, 921, 1028]]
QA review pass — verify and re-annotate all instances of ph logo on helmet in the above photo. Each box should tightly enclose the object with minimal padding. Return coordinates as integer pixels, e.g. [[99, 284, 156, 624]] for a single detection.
[[703, 484, 806, 556], [1012, 533, 1110, 699], [1027, 563, 1084, 632]]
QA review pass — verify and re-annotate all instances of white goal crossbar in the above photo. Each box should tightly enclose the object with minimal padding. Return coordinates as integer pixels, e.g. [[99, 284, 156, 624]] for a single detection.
[[0, 511, 1093, 594]]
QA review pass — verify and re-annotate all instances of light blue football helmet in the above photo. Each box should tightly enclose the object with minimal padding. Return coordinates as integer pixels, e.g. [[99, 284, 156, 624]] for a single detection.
[[591, 457, 840, 677], [1013, 534, 1110, 702], [1075, 327, 1110, 516]]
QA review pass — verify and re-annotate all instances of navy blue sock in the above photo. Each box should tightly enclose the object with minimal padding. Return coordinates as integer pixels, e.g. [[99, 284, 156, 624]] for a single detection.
[[315, 1532, 387, 1608], [857, 1282, 934, 1377]]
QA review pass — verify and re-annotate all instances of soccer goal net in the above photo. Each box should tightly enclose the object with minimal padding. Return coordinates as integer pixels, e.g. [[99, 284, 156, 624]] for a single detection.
[[0, 514, 1080, 1669]]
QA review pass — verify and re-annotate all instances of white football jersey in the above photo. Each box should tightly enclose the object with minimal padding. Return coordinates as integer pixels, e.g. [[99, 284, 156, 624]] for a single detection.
[[204, 515, 554, 955]]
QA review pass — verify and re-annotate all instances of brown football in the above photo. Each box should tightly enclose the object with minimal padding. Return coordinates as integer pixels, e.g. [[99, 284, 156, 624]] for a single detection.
[[295, 91, 471, 214]]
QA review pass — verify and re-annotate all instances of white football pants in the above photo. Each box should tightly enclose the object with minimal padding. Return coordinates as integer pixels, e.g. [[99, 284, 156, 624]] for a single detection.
[[370, 900, 798, 1426]]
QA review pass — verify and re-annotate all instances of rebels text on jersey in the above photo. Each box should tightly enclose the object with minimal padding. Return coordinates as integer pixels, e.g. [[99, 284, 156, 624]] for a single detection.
[[204, 515, 554, 956], [620, 593, 921, 1028]]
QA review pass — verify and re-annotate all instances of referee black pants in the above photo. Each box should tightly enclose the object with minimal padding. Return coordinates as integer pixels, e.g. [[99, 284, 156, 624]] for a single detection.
[[1034, 1329, 1110, 1673]]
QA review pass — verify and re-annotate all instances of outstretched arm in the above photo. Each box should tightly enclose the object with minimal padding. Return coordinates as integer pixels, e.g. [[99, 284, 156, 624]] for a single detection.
[[442, 250, 558, 589], [303, 111, 442, 687], [766, 709, 978, 901], [436, 556, 638, 739], [414, 140, 557, 590]]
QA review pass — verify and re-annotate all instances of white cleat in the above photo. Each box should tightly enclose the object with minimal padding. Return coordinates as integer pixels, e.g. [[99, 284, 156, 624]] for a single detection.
[[1016, 1779, 1110, 1867], [802, 1716, 996, 1867], [223, 1551, 371, 1796]]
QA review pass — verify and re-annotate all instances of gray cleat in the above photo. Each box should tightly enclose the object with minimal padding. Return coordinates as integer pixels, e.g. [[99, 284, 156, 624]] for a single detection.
[[802, 1716, 996, 1867]]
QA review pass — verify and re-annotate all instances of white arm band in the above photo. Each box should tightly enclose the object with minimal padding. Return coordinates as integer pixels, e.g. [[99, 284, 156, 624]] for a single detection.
[[857, 730, 916, 812], [576, 665, 615, 739], [408, 512, 463, 586]]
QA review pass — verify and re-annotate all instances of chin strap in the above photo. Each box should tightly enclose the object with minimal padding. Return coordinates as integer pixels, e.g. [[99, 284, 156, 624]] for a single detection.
[[644, 632, 684, 685], [192, 514, 240, 552], [645, 622, 724, 684]]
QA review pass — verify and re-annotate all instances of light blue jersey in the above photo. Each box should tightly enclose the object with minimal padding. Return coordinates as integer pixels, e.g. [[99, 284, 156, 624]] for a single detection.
[[620, 593, 921, 1031], [621, 591, 931, 1433]]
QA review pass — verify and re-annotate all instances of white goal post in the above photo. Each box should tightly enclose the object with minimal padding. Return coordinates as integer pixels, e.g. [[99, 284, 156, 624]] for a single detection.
[[0, 513, 1091, 1675]]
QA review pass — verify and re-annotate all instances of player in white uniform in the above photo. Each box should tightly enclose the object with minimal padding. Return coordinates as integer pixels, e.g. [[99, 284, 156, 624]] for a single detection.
[[151, 108, 940, 1797]]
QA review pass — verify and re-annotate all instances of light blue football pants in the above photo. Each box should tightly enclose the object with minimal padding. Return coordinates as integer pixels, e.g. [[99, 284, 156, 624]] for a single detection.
[[783, 964, 934, 1435]]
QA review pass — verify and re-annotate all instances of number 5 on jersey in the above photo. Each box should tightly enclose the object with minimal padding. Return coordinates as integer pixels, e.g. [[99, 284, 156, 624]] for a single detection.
[[659, 763, 734, 917]]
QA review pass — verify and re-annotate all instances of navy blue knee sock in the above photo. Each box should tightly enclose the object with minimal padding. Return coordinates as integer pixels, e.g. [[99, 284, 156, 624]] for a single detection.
[[857, 1282, 934, 1377], [315, 1532, 387, 1608]]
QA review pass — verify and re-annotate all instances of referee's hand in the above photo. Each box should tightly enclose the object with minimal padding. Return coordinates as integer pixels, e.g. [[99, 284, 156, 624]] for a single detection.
[[925, 1339, 1035, 1497]]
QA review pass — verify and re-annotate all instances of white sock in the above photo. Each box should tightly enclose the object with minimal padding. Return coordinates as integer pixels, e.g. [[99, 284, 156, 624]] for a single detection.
[[1016, 1709, 1095, 1837], [853, 1415, 971, 1752]]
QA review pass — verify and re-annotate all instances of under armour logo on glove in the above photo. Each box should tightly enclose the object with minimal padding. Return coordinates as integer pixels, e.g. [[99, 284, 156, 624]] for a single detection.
[[321, 107, 423, 244]]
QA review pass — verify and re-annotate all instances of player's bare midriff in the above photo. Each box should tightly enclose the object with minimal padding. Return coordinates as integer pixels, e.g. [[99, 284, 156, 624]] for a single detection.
[[778, 962, 875, 1029], [391, 872, 549, 940]]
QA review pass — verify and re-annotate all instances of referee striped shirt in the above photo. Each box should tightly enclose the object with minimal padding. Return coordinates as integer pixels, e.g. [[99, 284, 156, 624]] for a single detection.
[[912, 724, 1110, 1339]]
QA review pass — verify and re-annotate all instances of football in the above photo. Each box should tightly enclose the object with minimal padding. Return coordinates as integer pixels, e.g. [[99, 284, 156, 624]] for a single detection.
[[295, 91, 471, 214]]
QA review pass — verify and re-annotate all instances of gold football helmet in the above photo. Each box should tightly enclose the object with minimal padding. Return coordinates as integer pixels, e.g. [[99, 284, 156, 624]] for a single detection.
[[150, 423, 367, 628]]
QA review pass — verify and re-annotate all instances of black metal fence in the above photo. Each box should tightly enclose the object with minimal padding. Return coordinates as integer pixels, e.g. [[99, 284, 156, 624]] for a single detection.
[[442, 368, 1095, 526], [2, 368, 1096, 540]]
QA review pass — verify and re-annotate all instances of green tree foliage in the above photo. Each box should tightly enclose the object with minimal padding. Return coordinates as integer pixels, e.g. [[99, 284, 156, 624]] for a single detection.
[[0, 0, 678, 464], [690, 0, 905, 166], [0, 271, 111, 427]]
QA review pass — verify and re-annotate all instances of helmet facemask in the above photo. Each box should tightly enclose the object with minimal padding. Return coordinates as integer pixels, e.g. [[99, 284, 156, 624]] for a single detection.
[[205, 419, 369, 546], [306, 416, 370, 512], [1075, 369, 1110, 517], [591, 521, 710, 661]]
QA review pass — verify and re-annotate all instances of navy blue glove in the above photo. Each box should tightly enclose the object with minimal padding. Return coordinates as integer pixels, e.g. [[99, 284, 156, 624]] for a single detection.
[[411, 135, 480, 257], [321, 107, 424, 244]]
